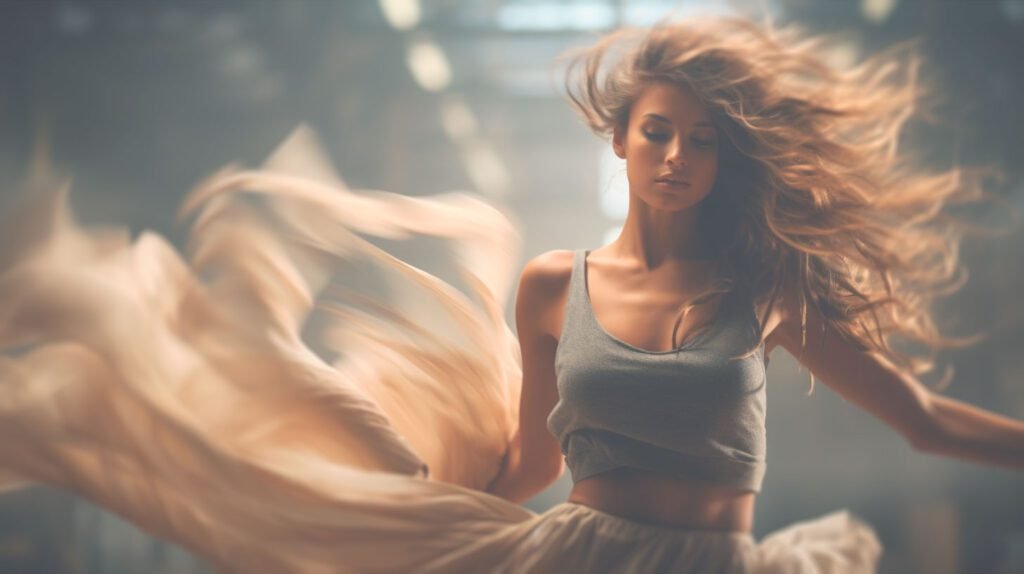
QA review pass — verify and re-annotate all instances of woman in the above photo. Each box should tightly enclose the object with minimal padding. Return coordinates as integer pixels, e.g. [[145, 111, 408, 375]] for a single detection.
[[0, 15, 1020, 574], [484, 15, 1022, 570]]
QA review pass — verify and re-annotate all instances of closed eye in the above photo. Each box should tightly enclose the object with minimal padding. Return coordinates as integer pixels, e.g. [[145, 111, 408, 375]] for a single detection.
[[642, 130, 716, 149], [642, 130, 670, 142]]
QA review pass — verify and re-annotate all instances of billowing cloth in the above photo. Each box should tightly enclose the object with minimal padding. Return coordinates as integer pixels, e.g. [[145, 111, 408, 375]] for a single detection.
[[500, 503, 881, 574], [0, 127, 881, 573]]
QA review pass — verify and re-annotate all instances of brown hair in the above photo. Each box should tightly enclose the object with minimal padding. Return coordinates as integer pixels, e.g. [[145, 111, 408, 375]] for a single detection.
[[563, 15, 1009, 392]]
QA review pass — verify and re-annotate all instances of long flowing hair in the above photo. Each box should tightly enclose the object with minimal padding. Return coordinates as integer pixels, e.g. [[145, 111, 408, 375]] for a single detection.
[[562, 15, 1009, 392]]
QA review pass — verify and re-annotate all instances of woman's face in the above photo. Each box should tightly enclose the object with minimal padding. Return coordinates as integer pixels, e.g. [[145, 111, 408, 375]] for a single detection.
[[612, 83, 719, 212]]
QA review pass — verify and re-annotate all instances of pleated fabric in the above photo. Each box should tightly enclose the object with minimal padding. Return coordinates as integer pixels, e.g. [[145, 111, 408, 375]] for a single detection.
[[0, 127, 881, 573]]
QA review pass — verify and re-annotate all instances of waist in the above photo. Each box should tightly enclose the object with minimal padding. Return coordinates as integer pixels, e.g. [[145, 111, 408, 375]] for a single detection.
[[567, 467, 756, 533]]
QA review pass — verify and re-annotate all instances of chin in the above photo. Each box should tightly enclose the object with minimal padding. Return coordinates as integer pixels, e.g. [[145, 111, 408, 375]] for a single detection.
[[640, 193, 704, 212]]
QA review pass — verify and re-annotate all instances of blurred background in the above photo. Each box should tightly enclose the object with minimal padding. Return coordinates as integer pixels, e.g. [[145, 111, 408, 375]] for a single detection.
[[1, 0, 1023, 573]]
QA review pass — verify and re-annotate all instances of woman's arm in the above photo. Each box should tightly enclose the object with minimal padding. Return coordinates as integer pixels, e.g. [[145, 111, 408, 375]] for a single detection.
[[485, 426, 562, 503], [921, 393, 1024, 470], [769, 289, 1024, 470], [485, 251, 569, 502]]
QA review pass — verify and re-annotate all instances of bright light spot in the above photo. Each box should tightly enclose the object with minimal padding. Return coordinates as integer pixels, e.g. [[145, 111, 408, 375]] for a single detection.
[[622, 2, 674, 26], [860, 0, 898, 24], [440, 94, 478, 143], [497, 1, 614, 31], [379, 0, 421, 30], [622, 1, 740, 26], [598, 146, 628, 219], [406, 38, 451, 92], [462, 143, 510, 198]]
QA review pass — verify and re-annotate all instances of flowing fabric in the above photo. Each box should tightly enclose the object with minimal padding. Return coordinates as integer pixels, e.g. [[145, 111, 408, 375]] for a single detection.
[[0, 127, 882, 573]]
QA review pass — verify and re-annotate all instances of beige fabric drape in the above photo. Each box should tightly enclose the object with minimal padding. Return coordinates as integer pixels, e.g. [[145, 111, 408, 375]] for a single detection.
[[0, 128, 881, 573]]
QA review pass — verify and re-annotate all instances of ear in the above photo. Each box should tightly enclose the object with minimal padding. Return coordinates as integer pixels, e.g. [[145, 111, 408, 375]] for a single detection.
[[611, 121, 627, 159]]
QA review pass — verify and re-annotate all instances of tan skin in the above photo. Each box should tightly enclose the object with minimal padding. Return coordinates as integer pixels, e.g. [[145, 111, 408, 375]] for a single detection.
[[485, 82, 1024, 532]]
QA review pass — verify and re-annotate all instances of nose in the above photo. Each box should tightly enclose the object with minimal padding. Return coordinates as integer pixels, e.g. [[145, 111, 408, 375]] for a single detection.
[[666, 139, 687, 167]]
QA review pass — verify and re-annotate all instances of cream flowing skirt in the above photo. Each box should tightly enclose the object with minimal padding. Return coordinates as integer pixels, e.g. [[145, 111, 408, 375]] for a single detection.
[[0, 128, 881, 573]]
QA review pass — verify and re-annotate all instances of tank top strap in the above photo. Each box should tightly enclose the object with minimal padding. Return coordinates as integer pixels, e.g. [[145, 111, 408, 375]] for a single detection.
[[556, 249, 589, 350]]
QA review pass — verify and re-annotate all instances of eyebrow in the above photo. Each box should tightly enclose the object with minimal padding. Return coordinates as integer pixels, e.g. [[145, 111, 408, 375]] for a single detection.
[[642, 113, 715, 128]]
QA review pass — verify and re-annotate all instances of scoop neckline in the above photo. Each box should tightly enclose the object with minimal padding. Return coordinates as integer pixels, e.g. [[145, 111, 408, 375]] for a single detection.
[[580, 249, 725, 355]]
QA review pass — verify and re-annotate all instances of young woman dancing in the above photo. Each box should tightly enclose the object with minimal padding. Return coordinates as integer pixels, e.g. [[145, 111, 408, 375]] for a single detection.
[[0, 15, 1021, 574]]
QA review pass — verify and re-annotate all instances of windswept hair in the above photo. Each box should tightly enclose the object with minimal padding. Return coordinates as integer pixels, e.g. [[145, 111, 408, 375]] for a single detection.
[[562, 15, 1007, 392]]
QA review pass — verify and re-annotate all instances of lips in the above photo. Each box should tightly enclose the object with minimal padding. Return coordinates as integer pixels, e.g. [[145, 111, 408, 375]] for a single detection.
[[654, 177, 691, 187]]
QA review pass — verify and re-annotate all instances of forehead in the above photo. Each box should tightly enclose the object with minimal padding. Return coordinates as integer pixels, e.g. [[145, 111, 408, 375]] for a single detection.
[[630, 83, 713, 126]]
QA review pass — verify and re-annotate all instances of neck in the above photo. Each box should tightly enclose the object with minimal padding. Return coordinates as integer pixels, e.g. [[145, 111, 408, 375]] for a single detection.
[[610, 200, 713, 271]]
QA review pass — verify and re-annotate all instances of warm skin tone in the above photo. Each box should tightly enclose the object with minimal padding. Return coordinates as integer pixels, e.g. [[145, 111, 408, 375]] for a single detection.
[[486, 82, 1024, 532]]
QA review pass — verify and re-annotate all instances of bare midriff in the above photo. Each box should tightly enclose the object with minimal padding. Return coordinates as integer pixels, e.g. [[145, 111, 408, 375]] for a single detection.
[[567, 467, 756, 533]]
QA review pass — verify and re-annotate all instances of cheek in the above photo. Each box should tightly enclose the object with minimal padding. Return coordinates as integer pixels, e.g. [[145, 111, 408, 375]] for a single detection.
[[629, 140, 660, 162], [624, 145, 659, 177], [698, 153, 719, 181]]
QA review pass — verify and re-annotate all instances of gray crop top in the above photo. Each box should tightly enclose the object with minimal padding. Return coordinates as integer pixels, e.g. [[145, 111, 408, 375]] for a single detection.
[[546, 249, 768, 492]]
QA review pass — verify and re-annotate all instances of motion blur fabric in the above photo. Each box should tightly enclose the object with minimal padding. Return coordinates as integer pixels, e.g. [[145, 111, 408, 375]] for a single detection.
[[0, 128, 881, 573], [548, 249, 768, 491]]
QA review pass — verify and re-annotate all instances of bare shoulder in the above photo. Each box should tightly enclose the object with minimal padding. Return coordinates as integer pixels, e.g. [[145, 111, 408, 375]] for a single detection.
[[519, 249, 575, 293], [515, 249, 575, 340], [759, 269, 849, 360]]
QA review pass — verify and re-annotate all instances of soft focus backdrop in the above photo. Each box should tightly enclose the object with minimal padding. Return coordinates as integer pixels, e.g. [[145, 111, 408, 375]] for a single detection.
[[1, 1, 1022, 573]]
